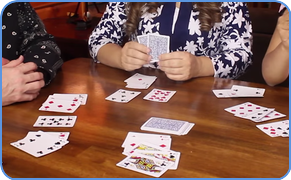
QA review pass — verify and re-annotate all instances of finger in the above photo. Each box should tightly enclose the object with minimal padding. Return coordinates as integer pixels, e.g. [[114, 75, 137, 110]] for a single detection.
[[159, 51, 184, 61], [160, 66, 184, 75], [24, 80, 45, 92], [159, 58, 184, 68], [24, 71, 44, 83], [165, 73, 186, 81], [3, 55, 24, 68], [2, 58, 10, 66], [25, 89, 41, 94], [127, 49, 151, 64], [127, 41, 150, 54], [18, 62, 38, 73]]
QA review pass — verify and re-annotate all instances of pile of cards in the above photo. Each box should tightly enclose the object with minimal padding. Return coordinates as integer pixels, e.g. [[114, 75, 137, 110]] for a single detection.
[[141, 117, 194, 135], [137, 33, 169, 63], [213, 85, 265, 98], [143, 89, 176, 103], [39, 93, 88, 113], [225, 102, 286, 122], [10, 131, 70, 157], [33, 116, 77, 127], [256, 120, 289, 137], [118, 132, 180, 177], [124, 73, 157, 89]]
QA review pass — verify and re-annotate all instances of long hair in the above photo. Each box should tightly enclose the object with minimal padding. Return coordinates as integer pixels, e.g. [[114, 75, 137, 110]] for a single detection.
[[125, 2, 223, 37]]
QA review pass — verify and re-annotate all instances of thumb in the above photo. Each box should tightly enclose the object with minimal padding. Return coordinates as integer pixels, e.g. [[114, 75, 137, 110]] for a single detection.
[[2, 57, 10, 66], [3, 55, 24, 68]]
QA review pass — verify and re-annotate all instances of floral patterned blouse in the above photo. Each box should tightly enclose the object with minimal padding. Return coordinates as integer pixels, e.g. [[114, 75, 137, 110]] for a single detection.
[[89, 2, 253, 79], [2, 2, 63, 85]]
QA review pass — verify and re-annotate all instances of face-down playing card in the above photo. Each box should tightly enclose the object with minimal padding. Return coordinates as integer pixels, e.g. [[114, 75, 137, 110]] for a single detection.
[[141, 117, 194, 135], [105, 89, 141, 103]]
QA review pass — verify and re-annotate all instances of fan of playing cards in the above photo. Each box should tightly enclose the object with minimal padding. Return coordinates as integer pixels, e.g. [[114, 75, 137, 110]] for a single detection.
[[117, 132, 180, 177]]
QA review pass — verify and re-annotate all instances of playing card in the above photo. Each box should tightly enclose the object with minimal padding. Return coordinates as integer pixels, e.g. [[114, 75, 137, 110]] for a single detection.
[[52, 93, 88, 105], [212, 89, 231, 98], [148, 34, 169, 63], [39, 98, 81, 113], [143, 89, 176, 103], [116, 152, 172, 177], [10, 131, 63, 157], [125, 73, 157, 89], [259, 111, 287, 122], [225, 102, 267, 117], [256, 120, 289, 137], [105, 89, 141, 103], [137, 34, 148, 47], [123, 142, 180, 170], [141, 117, 194, 135], [239, 108, 275, 122], [33, 116, 77, 127], [229, 85, 265, 97]]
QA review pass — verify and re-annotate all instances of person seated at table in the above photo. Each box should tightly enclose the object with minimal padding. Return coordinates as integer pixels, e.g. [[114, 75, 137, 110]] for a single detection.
[[262, 5, 289, 86], [2, 2, 63, 106], [88, 2, 252, 81]]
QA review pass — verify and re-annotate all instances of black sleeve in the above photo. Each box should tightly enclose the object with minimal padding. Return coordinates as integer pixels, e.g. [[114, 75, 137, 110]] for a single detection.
[[17, 2, 63, 85]]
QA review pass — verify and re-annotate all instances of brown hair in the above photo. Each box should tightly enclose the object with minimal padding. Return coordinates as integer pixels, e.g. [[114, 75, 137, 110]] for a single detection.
[[125, 2, 222, 37]]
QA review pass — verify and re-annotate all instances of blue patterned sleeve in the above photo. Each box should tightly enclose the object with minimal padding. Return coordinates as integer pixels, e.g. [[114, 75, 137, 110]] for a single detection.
[[210, 2, 253, 79], [88, 2, 127, 61]]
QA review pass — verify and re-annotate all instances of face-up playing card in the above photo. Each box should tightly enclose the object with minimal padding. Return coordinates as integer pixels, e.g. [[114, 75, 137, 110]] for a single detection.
[[148, 34, 170, 63], [225, 102, 267, 117], [143, 89, 176, 103], [39, 98, 81, 113], [141, 117, 194, 135], [124, 73, 157, 89], [10, 131, 63, 157], [124, 142, 180, 170], [238, 108, 275, 122], [116, 152, 172, 177], [121, 132, 171, 148], [229, 85, 265, 97], [33, 116, 77, 127], [212, 89, 231, 98], [259, 111, 287, 122], [105, 89, 141, 103], [52, 93, 88, 105], [256, 120, 289, 137]]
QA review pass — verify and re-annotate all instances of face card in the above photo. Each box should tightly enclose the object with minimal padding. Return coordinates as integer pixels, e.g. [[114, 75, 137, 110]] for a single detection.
[[33, 116, 77, 127], [116, 152, 172, 177], [148, 34, 169, 63], [52, 93, 88, 105], [143, 89, 176, 103], [39, 98, 81, 113], [140, 117, 193, 135], [229, 85, 265, 97], [105, 89, 141, 103]]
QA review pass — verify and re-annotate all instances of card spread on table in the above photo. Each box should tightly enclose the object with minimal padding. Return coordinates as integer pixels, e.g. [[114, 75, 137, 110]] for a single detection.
[[213, 85, 265, 98], [141, 117, 194, 135], [51, 93, 88, 105], [225, 102, 286, 122], [10, 131, 69, 157], [137, 33, 170, 63], [33, 116, 77, 127], [124, 73, 157, 89], [143, 89, 176, 102], [105, 89, 141, 103], [256, 120, 289, 137]]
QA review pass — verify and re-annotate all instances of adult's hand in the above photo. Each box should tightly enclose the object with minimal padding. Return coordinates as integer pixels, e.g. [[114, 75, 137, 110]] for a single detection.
[[2, 56, 45, 106]]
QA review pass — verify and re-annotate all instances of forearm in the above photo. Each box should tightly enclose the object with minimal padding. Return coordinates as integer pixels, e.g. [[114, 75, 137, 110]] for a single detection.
[[262, 42, 289, 86], [97, 44, 124, 69]]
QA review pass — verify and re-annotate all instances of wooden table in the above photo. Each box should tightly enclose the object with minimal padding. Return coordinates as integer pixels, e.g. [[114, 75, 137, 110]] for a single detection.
[[2, 58, 289, 178]]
